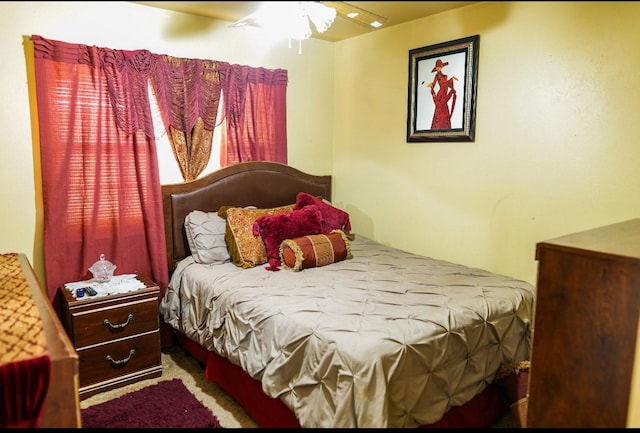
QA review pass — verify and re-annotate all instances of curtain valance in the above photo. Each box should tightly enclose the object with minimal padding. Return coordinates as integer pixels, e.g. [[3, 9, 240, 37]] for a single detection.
[[31, 35, 288, 137]]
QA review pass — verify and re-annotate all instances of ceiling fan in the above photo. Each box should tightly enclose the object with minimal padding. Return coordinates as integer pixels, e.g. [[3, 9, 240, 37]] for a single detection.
[[229, 1, 389, 43]]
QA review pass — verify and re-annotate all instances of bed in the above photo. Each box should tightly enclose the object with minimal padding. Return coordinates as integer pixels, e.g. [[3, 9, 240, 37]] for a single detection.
[[159, 161, 535, 428]]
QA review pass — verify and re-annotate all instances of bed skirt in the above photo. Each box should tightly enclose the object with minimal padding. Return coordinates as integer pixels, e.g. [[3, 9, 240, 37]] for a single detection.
[[173, 331, 509, 428]]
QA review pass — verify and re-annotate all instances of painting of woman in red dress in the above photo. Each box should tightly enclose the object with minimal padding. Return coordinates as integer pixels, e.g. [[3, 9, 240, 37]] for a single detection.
[[424, 59, 458, 130], [407, 35, 479, 142]]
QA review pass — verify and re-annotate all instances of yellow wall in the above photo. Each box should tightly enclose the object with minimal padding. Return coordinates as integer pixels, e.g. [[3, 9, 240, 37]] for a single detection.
[[2, 1, 640, 423], [333, 1, 640, 286]]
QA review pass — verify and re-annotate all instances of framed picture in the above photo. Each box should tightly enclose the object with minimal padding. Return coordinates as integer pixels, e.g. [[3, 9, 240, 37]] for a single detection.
[[407, 35, 479, 142]]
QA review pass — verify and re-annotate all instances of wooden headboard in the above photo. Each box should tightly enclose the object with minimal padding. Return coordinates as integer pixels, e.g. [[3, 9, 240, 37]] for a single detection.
[[161, 161, 332, 272]]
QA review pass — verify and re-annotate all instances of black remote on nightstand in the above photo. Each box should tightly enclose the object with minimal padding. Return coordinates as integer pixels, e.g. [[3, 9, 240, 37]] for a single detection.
[[83, 286, 98, 296]]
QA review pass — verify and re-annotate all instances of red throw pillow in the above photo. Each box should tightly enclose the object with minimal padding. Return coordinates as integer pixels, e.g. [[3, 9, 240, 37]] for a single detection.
[[294, 192, 351, 233], [253, 205, 324, 270]]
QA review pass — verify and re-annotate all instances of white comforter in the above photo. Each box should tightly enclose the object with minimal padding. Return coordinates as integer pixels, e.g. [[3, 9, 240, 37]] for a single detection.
[[160, 235, 535, 427]]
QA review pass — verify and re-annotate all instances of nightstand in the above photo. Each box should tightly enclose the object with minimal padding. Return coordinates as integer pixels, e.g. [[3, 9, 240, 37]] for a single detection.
[[58, 274, 162, 399]]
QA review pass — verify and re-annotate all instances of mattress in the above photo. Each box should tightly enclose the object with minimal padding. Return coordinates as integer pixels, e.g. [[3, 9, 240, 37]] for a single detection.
[[160, 235, 535, 427]]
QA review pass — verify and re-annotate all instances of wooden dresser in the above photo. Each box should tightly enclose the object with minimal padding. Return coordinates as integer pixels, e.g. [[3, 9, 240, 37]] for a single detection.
[[16, 254, 81, 428], [58, 274, 162, 399], [527, 219, 640, 427]]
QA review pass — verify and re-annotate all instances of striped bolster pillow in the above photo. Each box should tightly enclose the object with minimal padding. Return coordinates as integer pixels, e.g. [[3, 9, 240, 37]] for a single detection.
[[279, 230, 352, 271]]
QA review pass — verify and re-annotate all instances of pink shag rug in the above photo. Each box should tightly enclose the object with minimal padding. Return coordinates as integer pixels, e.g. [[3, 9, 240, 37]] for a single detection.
[[81, 379, 222, 428]]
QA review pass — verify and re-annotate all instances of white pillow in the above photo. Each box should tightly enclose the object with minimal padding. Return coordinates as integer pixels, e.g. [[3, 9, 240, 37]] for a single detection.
[[184, 210, 230, 264]]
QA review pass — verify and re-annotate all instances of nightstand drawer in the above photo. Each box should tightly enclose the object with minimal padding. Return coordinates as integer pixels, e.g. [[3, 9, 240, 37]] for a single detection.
[[77, 330, 160, 388], [71, 297, 158, 347]]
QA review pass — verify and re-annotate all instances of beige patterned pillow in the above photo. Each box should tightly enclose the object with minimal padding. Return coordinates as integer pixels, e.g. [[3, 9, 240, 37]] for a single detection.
[[225, 204, 295, 268]]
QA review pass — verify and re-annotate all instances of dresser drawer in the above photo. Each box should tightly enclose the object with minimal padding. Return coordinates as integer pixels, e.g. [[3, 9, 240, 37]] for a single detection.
[[71, 297, 158, 347], [77, 330, 160, 388]]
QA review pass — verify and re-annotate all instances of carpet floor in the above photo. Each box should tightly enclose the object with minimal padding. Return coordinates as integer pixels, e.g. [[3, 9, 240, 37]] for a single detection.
[[80, 346, 258, 428], [81, 378, 222, 428], [80, 345, 520, 428]]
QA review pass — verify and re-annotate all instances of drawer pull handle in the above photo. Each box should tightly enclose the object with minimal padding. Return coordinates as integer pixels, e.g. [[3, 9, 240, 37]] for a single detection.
[[104, 314, 134, 329], [106, 349, 136, 366]]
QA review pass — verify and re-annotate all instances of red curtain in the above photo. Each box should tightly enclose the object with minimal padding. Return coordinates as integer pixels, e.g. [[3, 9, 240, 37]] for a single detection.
[[32, 35, 168, 299], [149, 56, 289, 177], [150, 56, 223, 181], [31, 35, 289, 298], [220, 64, 288, 166]]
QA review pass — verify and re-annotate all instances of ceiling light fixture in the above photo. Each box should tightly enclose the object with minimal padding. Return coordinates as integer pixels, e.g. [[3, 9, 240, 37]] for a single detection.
[[230, 2, 336, 54], [230, 2, 388, 53]]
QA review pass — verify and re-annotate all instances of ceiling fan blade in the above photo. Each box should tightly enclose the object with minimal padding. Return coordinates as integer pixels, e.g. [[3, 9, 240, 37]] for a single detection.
[[307, 2, 337, 33], [229, 11, 260, 28], [321, 1, 388, 29], [229, 2, 291, 28]]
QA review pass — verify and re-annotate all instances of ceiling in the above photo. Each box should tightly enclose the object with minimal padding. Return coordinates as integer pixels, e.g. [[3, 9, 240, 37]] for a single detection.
[[133, 1, 477, 42]]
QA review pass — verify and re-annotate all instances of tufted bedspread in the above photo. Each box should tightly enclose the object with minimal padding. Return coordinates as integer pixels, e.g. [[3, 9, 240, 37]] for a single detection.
[[160, 235, 535, 427]]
